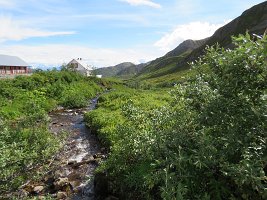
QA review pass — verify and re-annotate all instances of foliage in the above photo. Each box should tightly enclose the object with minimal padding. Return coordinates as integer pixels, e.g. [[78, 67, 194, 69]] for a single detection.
[[89, 34, 267, 199], [84, 86, 171, 147], [60, 81, 100, 108], [0, 70, 105, 194]]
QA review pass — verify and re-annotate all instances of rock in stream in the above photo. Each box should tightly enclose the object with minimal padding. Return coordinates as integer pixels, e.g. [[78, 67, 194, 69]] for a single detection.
[[20, 97, 107, 200]]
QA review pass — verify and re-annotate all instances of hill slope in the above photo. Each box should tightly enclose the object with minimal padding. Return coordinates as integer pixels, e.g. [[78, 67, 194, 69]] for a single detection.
[[184, 1, 267, 63], [165, 38, 209, 57], [93, 2, 266, 82], [94, 62, 135, 77], [116, 63, 149, 77], [136, 38, 208, 80], [135, 1, 267, 84]]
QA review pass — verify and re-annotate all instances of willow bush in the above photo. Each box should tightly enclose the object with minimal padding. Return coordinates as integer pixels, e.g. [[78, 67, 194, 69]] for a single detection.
[[95, 33, 266, 199]]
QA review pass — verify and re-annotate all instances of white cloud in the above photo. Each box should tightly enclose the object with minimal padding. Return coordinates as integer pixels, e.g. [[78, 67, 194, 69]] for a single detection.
[[119, 0, 161, 8], [0, 0, 15, 8], [154, 21, 230, 51], [0, 16, 75, 42], [0, 44, 160, 68]]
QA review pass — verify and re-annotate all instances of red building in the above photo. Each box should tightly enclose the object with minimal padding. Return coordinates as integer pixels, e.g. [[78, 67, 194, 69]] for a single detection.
[[0, 54, 30, 75]]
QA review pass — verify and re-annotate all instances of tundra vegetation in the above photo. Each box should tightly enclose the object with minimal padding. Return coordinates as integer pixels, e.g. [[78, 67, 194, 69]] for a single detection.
[[0, 33, 266, 199], [0, 70, 105, 193], [85, 34, 267, 199]]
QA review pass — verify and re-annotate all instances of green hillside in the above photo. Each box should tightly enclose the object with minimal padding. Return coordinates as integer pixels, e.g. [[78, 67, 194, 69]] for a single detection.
[[133, 1, 267, 86], [94, 62, 135, 77]]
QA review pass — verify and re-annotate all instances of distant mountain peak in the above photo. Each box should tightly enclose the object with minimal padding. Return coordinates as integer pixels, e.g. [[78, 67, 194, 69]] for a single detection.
[[135, 1, 267, 83], [94, 62, 136, 77], [95, 1, 267, 82], [165, 38, 209, 57]]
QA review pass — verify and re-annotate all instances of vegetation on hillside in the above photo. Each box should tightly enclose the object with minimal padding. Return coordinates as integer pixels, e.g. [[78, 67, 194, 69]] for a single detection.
[[94, 62, 136, 78], [85, 33, 267, 199], [101, 2, 267, 88]]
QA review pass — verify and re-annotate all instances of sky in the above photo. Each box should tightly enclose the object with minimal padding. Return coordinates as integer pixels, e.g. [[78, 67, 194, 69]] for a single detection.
[[0, 0, 264, 68]]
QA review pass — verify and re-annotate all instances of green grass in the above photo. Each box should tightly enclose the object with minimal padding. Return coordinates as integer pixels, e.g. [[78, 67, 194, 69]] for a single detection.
[[84, 85, 171, 146]]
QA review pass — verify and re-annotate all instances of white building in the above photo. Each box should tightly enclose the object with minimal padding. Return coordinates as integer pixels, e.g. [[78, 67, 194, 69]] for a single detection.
[[67, 58, 92, 76]]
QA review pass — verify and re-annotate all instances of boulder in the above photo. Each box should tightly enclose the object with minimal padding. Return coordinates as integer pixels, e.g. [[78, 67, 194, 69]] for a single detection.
[[54, 177, 70, 190], [33, 185, 44, 194], [57, 191, 67, 199]]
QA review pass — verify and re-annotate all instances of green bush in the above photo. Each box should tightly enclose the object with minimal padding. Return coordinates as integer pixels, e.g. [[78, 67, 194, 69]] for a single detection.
[[90, 34, 267, 199], [0, 70, 105, 194], [84, 86, 171, 147], [60, 81, 102, 108], [0, 102, 61, 192]]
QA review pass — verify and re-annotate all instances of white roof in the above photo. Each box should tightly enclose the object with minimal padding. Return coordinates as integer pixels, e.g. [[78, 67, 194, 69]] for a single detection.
[[0, 54, 29, 67]]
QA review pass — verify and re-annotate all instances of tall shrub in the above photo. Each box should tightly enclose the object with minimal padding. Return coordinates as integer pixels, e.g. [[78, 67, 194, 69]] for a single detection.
[[103, 33, 267, 199]]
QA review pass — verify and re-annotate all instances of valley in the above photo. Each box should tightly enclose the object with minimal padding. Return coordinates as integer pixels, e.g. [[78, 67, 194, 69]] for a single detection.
[[96, 1, 267, 87], [0, 1, 266, 200]]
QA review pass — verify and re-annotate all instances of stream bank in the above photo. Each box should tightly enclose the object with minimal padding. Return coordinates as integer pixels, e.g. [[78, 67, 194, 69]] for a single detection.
[[19, 97, 107, 199]]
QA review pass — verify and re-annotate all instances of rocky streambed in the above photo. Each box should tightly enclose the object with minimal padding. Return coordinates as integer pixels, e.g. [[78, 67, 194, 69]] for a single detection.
[[20, 97, 107, 199]]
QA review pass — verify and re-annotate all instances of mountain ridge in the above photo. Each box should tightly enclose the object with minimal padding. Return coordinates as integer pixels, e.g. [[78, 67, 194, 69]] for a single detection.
[[94, 62, 135, 77], [165, 38, 209, 57], [93, 1, 267, 81], [135, 1, 267, 83]]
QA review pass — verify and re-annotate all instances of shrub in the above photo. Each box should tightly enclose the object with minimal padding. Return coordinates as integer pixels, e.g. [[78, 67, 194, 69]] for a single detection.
[[93, 33, 267, 199], [0, 70, 104, 194]]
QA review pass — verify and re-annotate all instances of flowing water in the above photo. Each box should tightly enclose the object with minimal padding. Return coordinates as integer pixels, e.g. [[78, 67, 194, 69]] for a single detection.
[[20, 97, 106, 199]]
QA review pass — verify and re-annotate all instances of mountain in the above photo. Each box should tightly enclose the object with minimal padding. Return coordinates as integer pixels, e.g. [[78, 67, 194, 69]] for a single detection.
[[94, 2, 266, 82], [165, 38, 209, 57], [94, 62, 149, 78], [94, 62, 135, 77], [135, 1, 267, 85], [93, 35, 207, 78], [116, 63, 149, 77], [136, 38, 209, 80], [184, 1, 267, 63]]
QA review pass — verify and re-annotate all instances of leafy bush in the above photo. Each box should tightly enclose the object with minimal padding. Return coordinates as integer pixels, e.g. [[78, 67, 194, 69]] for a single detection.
[[0, 98, 61, 192], [60, 80, 102, 108], [84, 86, 171, 146], [90, 34, 267, 199]]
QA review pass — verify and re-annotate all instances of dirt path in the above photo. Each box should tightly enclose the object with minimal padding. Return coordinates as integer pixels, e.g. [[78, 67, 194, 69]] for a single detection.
[[20, 97, 106, 199]]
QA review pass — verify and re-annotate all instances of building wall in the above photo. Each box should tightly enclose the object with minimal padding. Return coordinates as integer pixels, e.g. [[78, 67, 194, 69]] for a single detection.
[[68, 60, 91, 76], [76, 63, 87, 75], [0, 66, 28, 75]]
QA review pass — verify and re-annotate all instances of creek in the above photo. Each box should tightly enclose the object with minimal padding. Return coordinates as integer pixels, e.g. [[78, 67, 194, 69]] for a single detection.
[[20, 96, 106, 199]]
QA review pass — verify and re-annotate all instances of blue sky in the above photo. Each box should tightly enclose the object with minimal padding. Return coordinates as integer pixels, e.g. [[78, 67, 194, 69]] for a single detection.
[[0, 0, 264, 68]]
